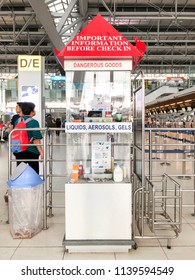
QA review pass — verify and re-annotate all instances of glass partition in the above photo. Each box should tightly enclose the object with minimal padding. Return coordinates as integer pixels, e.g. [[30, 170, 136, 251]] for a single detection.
[[65, 70, 133, 184], [65, 71, 132, 122]]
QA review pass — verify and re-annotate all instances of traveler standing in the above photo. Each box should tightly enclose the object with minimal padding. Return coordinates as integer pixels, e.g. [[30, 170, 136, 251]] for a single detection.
[[13, 102, 44, 174], [10, 102, 23, 128], [45, 114, 56, 137], [55, 118, 61, 136]]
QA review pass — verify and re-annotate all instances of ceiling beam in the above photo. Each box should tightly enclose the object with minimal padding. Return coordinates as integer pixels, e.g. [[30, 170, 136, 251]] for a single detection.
[[59, 17, 84, 36], [101, 0, 114, 18], [79, 0, 88, 16], [87, 10, 195, 18], [0, 54, 55, 59], [44, 0, 55, 4], [65, 20, 84, 44], [139, 64, 191, 67], [14, 14, 35, 42], [0, 45, 52, 50], [4, 44, 195, 51], [56, 0, 78, 33], [78, 0, 88, 29], [0, 10, 195, 18], [0, 54, 194, 60], [28, 0, 64, 50], [30, 34, 48, 54], [1, 30, 195, 37], [0, 0, 6, 9], [0, 11, 35, 16]]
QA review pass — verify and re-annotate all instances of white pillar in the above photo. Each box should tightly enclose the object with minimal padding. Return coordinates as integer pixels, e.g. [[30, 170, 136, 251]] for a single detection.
[[0, 79, 6, 113], [17, 55, 45, 126]]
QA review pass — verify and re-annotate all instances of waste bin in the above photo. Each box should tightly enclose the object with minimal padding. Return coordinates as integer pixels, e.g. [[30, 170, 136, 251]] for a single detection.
[[7, 162, 44, 239]]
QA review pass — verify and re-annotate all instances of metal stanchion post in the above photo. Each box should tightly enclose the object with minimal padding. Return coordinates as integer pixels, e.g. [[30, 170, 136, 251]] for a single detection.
[[192, 134, 195, 217], [149, 130, 152, 180], [42, 130, 48, 230], [160, 132, 170, 166], [176, 131, 179, 142], [48, 129, 54, 217], [152, 131, 160, 160], [178, 138, 191, 180], [187, 132, 193, 158], [175, 131, 180, 160]]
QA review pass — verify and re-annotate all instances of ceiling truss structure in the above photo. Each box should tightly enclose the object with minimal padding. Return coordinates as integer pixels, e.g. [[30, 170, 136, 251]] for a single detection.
[[0, 0, 195, 76]]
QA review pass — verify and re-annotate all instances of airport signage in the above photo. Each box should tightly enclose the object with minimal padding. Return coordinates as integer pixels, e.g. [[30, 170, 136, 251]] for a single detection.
[[65, 122, 132, 133], [55, 14, 146, 70], [64, 59, 132, 71], [18, 55, 42, 71]]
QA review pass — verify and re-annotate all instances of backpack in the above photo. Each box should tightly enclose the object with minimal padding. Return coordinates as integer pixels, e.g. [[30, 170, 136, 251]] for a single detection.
[[11, 117, 33, 153]]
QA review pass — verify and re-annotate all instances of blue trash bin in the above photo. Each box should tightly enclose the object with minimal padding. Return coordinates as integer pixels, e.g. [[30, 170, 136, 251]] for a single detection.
[[7, 163, 44, 239]]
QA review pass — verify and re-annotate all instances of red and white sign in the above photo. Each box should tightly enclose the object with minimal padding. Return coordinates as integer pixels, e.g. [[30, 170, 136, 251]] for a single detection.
[[55, 14, 146, 70], [64, 59, 132, 71]]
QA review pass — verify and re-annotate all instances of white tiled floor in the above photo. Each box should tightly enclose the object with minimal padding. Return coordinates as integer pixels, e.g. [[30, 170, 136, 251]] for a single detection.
[[0, 133, 195, 260]]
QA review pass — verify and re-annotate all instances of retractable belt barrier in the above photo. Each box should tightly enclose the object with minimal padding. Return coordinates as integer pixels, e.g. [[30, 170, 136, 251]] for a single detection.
[[145, 149, 194, 153]]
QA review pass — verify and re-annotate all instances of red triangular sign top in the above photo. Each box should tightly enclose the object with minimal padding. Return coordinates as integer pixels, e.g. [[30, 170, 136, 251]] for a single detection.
[[55, 14, 146, 69]]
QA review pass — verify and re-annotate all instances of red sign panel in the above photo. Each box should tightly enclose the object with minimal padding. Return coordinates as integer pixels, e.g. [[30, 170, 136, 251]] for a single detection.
[[55, 14, 146, 69]]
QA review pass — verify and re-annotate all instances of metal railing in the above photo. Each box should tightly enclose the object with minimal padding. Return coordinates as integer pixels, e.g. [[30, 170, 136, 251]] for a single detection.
[[46, 128, 67, 217], [132, 127, 195, 247], [145, 128, 195, 213], [133, 173, 182, 248]]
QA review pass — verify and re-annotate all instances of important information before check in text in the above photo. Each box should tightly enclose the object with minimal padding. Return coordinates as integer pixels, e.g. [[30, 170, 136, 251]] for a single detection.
[[67, 35, 132, 52], [64, 35, 133, 70]]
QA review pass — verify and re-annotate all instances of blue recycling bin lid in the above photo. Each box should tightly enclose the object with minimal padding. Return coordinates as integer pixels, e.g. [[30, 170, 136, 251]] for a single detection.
[[7, 162, 44, 188]]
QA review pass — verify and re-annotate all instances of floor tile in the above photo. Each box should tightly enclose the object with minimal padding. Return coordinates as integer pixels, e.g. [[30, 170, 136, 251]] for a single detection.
[[163, 246, 195, 260], [190, 223, 195, 230], [158, 223, 195, 247], [0, 224, 22, 247], [63, 252, 115, 260], [11, 247, 64, 260], [115, 247, 167, 260], [0, 248, 17, 260], [135, 237, 161, 247], [182, 208, 195, 224], [47, 208, 65, 224], [19, 223, 64, 247]]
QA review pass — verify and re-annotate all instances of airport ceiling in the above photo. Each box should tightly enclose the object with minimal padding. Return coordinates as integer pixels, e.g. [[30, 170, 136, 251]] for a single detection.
[[1, 0, 195, 76]]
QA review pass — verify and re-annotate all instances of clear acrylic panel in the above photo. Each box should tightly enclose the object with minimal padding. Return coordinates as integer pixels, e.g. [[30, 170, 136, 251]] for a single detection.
[[65, 70, 133, 184]]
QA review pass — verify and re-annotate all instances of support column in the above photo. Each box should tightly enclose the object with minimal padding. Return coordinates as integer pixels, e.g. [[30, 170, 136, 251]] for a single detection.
[[17, 55, 45, 126]]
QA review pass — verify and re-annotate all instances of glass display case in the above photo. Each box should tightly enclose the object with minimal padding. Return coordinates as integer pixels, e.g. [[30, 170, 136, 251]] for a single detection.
[[66, 132, 132, 183], [65, 70, 132, 181], [64, 70, 135, 252]]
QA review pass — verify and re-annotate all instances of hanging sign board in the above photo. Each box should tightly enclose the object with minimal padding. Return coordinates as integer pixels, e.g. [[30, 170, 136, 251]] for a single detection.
[[55, 14, 146, 71]]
